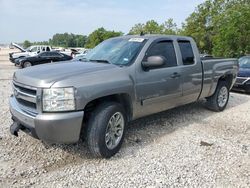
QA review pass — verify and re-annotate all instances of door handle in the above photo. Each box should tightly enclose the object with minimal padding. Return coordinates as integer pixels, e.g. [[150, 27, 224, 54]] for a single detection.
[[170, 72, 181, 78]]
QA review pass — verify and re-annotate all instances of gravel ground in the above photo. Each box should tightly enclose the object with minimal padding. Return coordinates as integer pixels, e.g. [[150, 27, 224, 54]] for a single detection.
[[0, 49, 249, 187]]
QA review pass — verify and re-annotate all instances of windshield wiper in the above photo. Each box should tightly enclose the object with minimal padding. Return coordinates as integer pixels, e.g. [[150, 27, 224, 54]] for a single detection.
[[89, 59, 111, 64]]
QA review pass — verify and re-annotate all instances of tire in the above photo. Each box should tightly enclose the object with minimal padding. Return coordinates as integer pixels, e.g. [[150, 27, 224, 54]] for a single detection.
[[205, 81, 229, 112], [86, 102, 127, 158], [22, 61, 32, 68]]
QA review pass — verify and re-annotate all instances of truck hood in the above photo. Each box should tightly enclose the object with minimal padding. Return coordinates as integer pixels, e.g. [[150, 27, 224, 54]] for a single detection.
[[12, 51, 31, 58], [11, 42, 26, 52], [238, 68, 250, 77], [14, 61, 119, 88]]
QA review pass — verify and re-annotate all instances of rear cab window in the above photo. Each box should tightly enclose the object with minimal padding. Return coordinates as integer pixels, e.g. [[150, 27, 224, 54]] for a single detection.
[[178, 40, 195, 65], [144, 40, 177, 68]]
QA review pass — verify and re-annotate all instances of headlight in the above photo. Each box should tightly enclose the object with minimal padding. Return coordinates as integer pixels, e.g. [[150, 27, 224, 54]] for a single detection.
[[42, 87, 76, 112]]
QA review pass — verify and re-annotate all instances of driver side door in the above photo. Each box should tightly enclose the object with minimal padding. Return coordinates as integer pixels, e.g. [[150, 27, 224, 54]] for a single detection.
[[135, 39, 182, 117]]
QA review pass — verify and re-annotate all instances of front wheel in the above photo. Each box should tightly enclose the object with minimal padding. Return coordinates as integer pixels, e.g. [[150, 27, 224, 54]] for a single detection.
[[86, 102, 127, 158], [205, 81, 229, 112], [22, 61, 32, 68]]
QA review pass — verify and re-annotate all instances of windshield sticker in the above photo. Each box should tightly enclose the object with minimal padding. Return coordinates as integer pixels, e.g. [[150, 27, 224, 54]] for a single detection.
[[128, 38, 145, 42]]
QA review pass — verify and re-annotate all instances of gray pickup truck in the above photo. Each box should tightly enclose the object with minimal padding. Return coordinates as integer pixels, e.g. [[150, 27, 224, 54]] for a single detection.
[[9, 35, 238, 158]]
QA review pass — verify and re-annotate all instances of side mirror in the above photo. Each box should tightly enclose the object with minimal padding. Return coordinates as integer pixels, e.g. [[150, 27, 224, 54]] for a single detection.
[[142, 56, 165, 69]]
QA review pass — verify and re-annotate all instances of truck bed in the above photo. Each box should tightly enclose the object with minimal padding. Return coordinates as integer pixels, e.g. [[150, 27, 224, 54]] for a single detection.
[[199, 58, 239, 99]]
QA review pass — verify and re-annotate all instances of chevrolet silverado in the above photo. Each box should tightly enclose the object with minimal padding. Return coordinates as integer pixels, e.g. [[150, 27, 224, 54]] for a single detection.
[[9, 35, 238, 158]]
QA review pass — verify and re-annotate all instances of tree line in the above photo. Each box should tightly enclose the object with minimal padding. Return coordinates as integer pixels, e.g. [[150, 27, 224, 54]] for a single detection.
[[23, 28, 122, 49], [23, 0, 250, 58]]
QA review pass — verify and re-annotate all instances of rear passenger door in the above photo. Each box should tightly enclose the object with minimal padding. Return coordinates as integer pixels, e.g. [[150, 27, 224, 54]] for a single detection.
[[136, 39, 182, 116], [38, 52, 53, 64], [177, 40, 202, 103]]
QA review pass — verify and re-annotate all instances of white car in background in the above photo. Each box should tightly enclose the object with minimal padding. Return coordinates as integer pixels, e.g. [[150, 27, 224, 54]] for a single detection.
[[9, 43, 52, 63], [60, 48, 90, 58], [75, 49, 90, 57]]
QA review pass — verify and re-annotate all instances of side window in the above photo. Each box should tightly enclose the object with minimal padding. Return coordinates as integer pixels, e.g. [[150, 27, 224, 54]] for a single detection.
[[145, 41, 177, 68], [30, 47, 38, 52], [46, 47, 50, 51], [40, 52, 50, 57], [50, 52, 62, 57], [178, 41, 195, 65]]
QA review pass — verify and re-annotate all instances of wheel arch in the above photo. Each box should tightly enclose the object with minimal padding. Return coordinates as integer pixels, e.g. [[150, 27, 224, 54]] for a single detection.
[[218, 73, 234, 89], [208, 73, 235, 97], [21, 61, 32, 68], [83, 93, 133, 122]]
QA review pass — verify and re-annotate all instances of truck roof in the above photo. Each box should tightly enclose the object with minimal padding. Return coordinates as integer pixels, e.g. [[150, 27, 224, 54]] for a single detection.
[[115, 34, 193, 41]]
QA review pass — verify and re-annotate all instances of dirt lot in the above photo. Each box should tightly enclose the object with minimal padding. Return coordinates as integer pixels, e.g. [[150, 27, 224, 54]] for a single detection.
[[0, 49, 249, 187]]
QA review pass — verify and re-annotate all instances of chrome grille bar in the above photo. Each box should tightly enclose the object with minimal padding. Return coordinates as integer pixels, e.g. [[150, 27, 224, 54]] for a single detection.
[[13, 86, 36, 103], [12, 81, 38, 114]]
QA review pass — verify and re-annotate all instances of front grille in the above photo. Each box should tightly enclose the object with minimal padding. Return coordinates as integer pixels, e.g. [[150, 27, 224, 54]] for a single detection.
[[13, 82, 38, 115], [13, 83, 36, 96], [16, 98, 36, 109], [235, 77, 247, 84]]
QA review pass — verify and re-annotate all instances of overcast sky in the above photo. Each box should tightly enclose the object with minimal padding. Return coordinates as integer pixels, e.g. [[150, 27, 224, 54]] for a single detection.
[[0, 0, 205, 43]]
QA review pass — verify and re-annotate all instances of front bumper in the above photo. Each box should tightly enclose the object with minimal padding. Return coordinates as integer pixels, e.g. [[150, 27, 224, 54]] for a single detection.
[[9, 57, 21, 65], [9, 57, 16, 63], [9, 96, 84, 143], [232, 84, 250, 93], [232, 77, 250, 93]]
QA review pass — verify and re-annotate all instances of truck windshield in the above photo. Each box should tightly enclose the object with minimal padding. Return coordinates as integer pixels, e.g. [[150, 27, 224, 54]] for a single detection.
[[239, 57, 250, 69], [26, 46, 32, 51], [84, 38, 146, 66]]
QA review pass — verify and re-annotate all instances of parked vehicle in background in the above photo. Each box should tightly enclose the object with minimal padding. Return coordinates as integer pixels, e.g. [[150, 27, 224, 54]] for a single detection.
[[9, 35, 238, 158], [200, 54, 213, 58], [60, 48, 90, 58], [15, 51, 72, 68], [72, 49, 90, 61], [233, 56, 250, 93], [59, 49, 77, 57], [9, 43, 52, 63], [72, 54, 87, 61], [75, 49, 90, 56]]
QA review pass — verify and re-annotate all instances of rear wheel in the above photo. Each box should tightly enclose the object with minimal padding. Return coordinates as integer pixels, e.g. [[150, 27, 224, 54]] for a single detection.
[[205, 81, 229, 112], [86, 102, 127, 158], [22, 61, 32, 68]]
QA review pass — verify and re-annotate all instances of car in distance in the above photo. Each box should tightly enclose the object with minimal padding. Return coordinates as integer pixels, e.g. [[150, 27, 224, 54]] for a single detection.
[[233, 56, 250, 93], [9, 35, 238, 158], [72, 54, 88, 61], [200, 53, 213, 59], [9, 43, 53, 63], [16, 51, 73, 68]]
